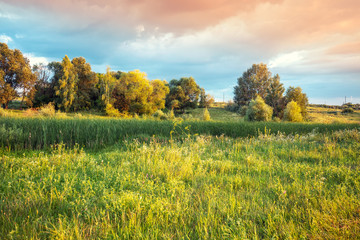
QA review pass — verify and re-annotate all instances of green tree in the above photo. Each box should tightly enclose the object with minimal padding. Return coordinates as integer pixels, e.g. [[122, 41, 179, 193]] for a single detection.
[[285, 86, 308, 117], [166, 77, 201, 111], [245, 96, 273, 121], [72, 57, 98, 110], [32, 63, 54, 107], [234, 63, 272, 106], [265, 74, 285, 117], [284, 101, 303, 122], [55, 55, 78, 112], [199, 88, 215, 108], [0, 42, 37, 108]]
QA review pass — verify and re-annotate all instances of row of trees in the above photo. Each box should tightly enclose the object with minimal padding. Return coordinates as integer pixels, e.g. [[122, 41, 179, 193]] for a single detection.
[[233, 63, 308, 121], [0, 43, 214, 115]]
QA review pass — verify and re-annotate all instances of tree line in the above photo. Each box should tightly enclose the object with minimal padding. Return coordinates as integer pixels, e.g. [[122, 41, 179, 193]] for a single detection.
[[0, 43, 214, 115], [233, 63, 308, 122]]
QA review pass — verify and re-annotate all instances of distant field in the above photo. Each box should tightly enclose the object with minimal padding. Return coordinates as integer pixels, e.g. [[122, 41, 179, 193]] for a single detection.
[[1, 129, 359, 239], [308, 106, 360, 124]]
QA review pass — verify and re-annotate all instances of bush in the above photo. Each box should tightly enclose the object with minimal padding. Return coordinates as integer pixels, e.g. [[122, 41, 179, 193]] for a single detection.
[[245, 96, 273, 121], [23, 108, 37, 117], [0, 107, 9, 117], [105, 104, 121, 117], [168, 109, 175, 119], [342, 107, 354, 114], [203, 108, 211, 121], [153, 110, 168, 120], [273, 117, 281, 122], [225, 103, 239, 112], [238, 106, 248, 116], [55, 110, 69, 119], [284, 101, 303, 122], [39, 103, 56, 117]]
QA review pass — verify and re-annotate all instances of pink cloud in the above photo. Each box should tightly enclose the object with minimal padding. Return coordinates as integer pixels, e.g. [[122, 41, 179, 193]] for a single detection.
[[3, 0, 282, 33]]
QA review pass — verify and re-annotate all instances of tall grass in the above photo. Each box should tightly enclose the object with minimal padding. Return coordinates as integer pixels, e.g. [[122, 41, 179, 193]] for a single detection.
[[0, 117, 358, 150], [0, 130, 359, 238]]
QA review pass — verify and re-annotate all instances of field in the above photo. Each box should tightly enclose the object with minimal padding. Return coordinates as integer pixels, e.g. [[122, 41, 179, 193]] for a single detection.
[[308, 106, 360, 124], [0, 107, 360, 239]]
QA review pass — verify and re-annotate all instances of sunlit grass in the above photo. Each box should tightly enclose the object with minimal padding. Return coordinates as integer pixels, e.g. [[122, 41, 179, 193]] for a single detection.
[[1, 130, 359, 239], [308, 106, 360, 124]]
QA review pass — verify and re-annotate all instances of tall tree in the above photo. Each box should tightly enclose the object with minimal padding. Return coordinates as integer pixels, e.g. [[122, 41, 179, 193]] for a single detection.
[[55, 55, 78, 112], [72, 57, 98, 110], [199, 88, 215, 108], [234, 63, 272, 106], [265, 74, 285, 117], [100, 67, 116, 106], [285, 86, 308, 117], [0, 43, 36, 108], [32, 63, 53, 107]]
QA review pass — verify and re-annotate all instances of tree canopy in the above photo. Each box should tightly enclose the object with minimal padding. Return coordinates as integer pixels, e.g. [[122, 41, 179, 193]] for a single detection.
[[234, 63, 272, 106], [166, 77, 201, 111], [285, 86, 308, 117], [0, 42, 36, 108], [234, 63, 308, 119]]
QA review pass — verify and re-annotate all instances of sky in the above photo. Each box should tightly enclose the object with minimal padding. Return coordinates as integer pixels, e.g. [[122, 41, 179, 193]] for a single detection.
[[1, 0, 359, 105]]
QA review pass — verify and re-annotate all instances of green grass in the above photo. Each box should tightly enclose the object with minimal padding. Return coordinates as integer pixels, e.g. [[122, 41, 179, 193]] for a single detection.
[[0, 117, 359, 150], [1, 130, 359, 239]]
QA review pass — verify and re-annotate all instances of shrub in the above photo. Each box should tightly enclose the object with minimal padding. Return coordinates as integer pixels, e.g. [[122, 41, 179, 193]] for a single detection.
[[153, 110, 168, 120], [245, 96, 273, 121], [342, 107, 354, 114], [39, 103, 56, 117], [238, 106, 248, 116], [0, 107, 9, 117], [168, 109, 175, 119], [225, 102, 239, 112], [203, 108, 211, 121], [55, 110, 69, 119], [23, 108, 37, 117], [273, 117, 281, 122], [284, 101, 303, 122], [105, 104, 121, 117]]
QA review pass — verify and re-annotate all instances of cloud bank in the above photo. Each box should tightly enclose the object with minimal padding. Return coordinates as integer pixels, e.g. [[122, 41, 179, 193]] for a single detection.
[[0, 0, 359, 104]]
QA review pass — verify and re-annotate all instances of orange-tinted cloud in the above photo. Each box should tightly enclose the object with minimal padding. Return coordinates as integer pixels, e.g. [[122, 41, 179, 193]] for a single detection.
[[327, 41, 360, 55], [2, 0, 282, 33]]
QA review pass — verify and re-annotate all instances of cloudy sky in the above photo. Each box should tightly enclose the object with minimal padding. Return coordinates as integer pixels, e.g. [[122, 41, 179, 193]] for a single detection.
[[1, 0, 359, 104]]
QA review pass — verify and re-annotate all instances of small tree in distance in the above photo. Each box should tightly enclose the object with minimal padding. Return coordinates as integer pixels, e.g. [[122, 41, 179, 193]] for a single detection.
[[203, 108, 211, 121], [284, 101, 303, 122], [245, 96, 273, 121]]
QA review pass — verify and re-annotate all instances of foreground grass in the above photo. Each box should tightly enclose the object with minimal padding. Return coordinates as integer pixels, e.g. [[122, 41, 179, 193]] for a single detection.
[[1, 130, 359, 239]]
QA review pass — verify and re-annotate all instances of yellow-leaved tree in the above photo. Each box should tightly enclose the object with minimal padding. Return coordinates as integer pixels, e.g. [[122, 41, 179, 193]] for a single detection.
[[55, 55, 78, 112], [149, 79, 170, 114], [101, 66, 116, 106], [284, 101, 303, 122], [112, 70, 169, 115]]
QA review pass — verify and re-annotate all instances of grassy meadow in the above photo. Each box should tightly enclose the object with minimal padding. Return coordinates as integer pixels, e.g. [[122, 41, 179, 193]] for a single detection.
[[0, 106, 359, 239]]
